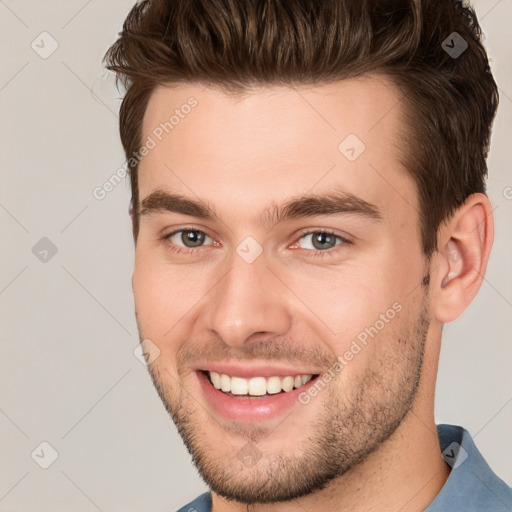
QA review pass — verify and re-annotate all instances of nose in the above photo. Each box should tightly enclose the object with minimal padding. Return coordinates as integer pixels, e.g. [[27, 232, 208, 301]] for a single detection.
[[202, 250, 292, 347]]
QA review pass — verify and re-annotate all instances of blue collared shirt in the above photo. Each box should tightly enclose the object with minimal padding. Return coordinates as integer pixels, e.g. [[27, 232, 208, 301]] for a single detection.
[[176, 424, 512, 511]]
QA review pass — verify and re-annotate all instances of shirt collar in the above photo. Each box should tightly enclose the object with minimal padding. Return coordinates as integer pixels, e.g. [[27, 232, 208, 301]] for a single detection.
[[426, 424, 512, 511]]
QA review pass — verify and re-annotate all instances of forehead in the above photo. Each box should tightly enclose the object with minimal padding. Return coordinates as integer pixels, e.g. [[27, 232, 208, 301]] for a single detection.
[[138, 75, 417, 227]]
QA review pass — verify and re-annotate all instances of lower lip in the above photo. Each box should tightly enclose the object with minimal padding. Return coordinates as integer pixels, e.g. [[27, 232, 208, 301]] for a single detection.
[[196, 371, 319, 423]]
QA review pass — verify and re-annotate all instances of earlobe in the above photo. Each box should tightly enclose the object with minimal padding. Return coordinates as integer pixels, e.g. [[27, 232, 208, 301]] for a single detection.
[[433, 193, 494, 323]]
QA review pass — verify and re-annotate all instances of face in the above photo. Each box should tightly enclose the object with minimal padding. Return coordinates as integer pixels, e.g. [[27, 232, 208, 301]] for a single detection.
[[133, 76, 433, 503]]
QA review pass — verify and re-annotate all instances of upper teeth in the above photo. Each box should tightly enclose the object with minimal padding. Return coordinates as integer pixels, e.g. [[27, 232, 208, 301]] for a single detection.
[[208, 371, 313, 396]]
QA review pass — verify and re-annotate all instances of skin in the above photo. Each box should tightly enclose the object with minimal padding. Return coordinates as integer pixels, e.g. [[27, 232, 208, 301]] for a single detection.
[[132, 75, 494, 511]]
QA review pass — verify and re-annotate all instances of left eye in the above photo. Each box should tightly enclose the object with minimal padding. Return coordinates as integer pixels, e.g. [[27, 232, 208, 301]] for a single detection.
[[166, 229, 214, 248], [296, 231, 344, 251]]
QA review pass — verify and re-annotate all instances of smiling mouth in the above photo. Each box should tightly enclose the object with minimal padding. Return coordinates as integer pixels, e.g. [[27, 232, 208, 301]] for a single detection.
[[202, 370, 320, 398]]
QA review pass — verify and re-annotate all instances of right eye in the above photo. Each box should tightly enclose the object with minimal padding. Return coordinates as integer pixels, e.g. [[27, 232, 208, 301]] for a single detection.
[[162, 228, 216, 254]]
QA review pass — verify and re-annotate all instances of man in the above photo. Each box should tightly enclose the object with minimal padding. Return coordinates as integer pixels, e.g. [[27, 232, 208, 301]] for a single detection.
[[103, 0, 511, 510]]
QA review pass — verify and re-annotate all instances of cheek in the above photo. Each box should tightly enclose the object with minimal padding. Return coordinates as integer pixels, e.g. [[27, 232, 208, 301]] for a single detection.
[[290, 254, 416, 372], [133, 259, 170, 331], [290, 261, 404, 334], [133, 262, 185, 372], [328, 299, 416, 399], [132, 250, 210, 342]]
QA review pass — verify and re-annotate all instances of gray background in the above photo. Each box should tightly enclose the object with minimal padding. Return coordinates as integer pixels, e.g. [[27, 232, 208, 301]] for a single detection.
[[0, 0, 510, 510]]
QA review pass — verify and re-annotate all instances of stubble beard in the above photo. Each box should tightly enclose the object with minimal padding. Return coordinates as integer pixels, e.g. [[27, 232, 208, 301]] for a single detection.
[[142, 290, 430, 504]]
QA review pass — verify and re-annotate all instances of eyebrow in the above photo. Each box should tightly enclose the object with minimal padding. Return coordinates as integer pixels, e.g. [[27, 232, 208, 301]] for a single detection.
[[140, 190, 215, 218], [139, 188, 382, 230]]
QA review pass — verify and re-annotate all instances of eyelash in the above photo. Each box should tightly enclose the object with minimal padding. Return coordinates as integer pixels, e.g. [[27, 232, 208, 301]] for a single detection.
[[161, 227, 352, 258]]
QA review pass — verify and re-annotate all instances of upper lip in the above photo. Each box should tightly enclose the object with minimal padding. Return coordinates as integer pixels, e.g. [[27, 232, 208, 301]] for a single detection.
[[193, 362, 322, 379]]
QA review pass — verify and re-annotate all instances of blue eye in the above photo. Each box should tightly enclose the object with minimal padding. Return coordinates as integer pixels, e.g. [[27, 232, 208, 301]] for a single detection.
[[296, 231, 343, 251], [162, 228, 351, 258], [168, 229, 212, 248]]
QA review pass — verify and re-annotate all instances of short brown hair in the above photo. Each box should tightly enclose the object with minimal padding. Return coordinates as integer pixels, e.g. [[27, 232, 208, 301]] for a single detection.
[[103, 0, 498, 257]]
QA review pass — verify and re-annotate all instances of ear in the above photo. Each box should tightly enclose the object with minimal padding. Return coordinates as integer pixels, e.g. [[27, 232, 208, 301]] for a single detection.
[[431, 193, 494, 323]]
